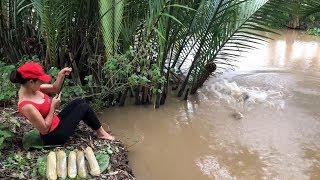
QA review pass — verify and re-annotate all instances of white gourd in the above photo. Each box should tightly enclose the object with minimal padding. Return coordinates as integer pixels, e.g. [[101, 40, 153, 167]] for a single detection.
[[68, 151, 77, 179], [84, 147, 101, 176], [77, 151, 87, 178], [56, 150, 67, 179], [46, 151, 57, 180]]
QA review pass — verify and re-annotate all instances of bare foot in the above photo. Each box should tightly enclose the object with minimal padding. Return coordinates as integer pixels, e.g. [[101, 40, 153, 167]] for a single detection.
[[96, 127, 115, 140], [97, 133, 115, 141]]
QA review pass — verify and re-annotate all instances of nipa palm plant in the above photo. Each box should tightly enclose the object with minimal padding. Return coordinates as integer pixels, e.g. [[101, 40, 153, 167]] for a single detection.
[[167, 0, 294, 98]]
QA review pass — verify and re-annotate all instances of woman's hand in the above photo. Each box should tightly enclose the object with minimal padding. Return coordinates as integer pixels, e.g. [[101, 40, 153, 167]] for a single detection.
[[58, 67, 72, 76], [51, 93, 61, 110]]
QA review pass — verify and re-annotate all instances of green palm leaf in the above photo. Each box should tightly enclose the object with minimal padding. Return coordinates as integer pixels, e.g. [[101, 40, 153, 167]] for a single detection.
[[100, 0, 125, 58], [299, 0, 320, 17], [32, 0, 70, 66], [173, 0, 294, 96]]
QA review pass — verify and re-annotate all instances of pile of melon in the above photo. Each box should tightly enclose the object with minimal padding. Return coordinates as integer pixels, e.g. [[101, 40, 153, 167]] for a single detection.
[[43, 147, 109, 180]]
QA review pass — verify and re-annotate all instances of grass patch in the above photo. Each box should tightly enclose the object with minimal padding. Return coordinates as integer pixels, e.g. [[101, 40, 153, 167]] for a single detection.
[[306, 27, 320, 36]]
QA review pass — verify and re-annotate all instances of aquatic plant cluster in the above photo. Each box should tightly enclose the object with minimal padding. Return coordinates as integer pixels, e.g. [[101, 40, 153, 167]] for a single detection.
[[0, 0, 319, 108]]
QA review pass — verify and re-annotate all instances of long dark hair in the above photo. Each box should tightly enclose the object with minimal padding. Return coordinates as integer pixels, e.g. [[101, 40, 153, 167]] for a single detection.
[[10, 70, 30, 84]]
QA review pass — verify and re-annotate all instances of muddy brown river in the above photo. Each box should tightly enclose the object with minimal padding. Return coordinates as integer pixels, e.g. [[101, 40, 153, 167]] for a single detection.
[[102, 30, 320, 180]]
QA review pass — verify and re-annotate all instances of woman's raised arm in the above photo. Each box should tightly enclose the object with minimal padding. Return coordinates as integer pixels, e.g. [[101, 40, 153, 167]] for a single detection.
[[40, 67, 72, 94]]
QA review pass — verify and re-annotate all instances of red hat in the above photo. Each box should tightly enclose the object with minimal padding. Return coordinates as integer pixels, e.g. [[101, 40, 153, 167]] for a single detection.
[[17, 62, 52, 83]]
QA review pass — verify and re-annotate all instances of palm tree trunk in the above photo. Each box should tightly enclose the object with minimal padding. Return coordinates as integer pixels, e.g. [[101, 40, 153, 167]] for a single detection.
[[190, 62, 216, 94], [177, 51, 199, 97], [155, 0, 174, 108], [119, 88, 128, 106]]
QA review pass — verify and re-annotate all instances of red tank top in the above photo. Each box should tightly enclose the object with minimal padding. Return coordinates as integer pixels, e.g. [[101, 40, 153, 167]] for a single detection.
[[18, 93, 60, 134]]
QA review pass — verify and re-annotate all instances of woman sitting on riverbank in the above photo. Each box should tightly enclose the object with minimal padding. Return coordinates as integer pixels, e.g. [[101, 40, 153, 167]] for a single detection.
[[10, 61, 115, 145]]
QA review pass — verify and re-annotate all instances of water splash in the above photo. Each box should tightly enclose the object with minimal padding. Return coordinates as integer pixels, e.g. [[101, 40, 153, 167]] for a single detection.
[[209, 79, 286, 113]]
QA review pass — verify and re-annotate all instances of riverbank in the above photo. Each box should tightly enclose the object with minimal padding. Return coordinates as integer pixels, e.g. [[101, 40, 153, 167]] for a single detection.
[[0, 107, 135, 179]]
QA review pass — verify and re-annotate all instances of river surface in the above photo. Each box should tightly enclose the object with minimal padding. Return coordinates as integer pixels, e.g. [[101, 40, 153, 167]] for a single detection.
[[102, 30, 320, 180]]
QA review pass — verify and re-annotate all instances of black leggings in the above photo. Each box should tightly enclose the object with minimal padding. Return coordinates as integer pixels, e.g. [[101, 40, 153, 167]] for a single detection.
[[41, 99, 102, 145]]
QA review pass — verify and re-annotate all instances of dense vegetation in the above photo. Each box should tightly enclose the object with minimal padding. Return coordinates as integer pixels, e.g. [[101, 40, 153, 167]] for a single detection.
[[1, 0, 319, 108], [286, 0, 320, 29]]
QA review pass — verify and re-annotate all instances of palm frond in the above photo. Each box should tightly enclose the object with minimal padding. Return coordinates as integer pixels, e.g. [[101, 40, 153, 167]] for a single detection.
[[0, 0, 37, 63], [100, 0, 124, 58], [174, 0, 294, 95], [32, 0, 70, 66], [299, 0, 320, 17]]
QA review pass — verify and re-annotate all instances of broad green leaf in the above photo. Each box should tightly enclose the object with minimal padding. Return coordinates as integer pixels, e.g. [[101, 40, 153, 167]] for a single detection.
[[22, 130, 43, 150], [37, 156, 47, 177], [100, 0, 124, 57], [22, 130, 55, 150], [96, 151, 110, 173]]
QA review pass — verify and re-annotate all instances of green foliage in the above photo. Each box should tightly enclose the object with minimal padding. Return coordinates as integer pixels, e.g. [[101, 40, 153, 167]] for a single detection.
[[174, 0, 296, 96], [22, 130, 57, 150], [48, 67, 85, 100], [2, 0, 320, 105], [306, 27, 320, 36], [47, 66, 60, 78], [20, 55, 41, 65], [4, 153, 27, 172], [63, 85, 86, 100], [4, 153, 29, 179], [0, 129, 14, 150], [84, 75, 94, 87], [299, 0, 320, 18], [0, 0, 38, 64], [151, 64, 166, 94], [0, 111, 18, 152], [32, 0, 71, 66], [105, 143, 113, 154], [96, 149, 110, 173], [0, 61, 17, 103], [22, 130, 44, 151], [91, 99, 106, 111], [97, 51, 138, 101], [103, 52, 133, 80], [100, 0, 125, 57], [128, 74, 150, 86], [37, 156, 47, 177], [0, 111, 21, 133]]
